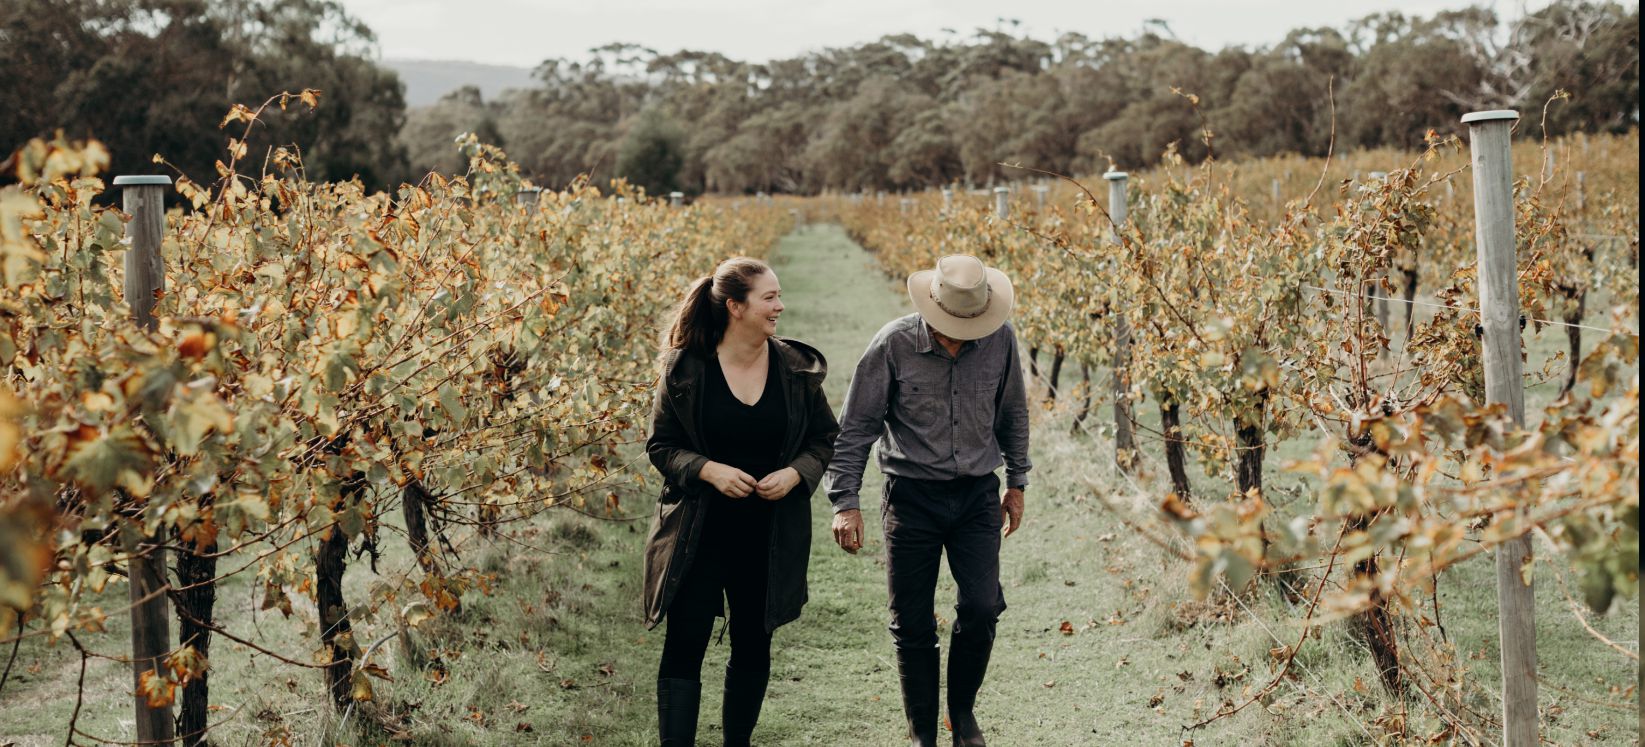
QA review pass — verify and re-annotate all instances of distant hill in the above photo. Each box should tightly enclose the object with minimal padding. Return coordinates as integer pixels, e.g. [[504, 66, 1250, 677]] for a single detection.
[[384, 59, 538, 108]]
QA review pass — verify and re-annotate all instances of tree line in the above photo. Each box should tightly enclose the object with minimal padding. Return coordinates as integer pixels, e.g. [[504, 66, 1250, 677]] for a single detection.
[[3, 0, 1637, 196], [403, 2, 1637, 195]]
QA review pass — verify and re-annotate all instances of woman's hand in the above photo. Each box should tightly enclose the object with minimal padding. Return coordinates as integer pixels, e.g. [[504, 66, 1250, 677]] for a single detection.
[[699, 461, 758, 498], [755, 467, 802, 500]]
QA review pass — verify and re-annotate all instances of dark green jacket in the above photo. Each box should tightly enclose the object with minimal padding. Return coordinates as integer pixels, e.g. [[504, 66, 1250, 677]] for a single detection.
[[642, 337, 839, 633]]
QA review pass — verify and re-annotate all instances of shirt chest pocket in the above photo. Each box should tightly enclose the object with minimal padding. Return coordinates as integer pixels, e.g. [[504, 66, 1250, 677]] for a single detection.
[[895, 374, 948, 428], [965, 379, 1000, 430]]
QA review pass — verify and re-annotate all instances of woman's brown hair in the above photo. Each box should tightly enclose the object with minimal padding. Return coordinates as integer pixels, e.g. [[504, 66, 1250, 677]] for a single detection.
[[662, 257, 771, 357]]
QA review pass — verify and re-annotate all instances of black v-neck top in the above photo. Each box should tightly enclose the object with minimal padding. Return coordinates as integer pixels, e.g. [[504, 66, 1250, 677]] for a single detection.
[[702, 343, 788, 483]]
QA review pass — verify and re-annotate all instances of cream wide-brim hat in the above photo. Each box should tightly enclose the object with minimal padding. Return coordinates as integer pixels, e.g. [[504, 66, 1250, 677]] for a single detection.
[[907, 255, 1015, 341]]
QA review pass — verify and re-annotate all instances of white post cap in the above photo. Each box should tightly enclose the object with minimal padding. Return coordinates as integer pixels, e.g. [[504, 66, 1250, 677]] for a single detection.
[[113, 175, 173, 187], [1461, 110, 1520, 124]]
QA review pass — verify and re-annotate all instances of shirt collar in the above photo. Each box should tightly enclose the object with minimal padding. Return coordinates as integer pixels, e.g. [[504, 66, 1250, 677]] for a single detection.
[[916, 320, 986, 358], [913, 319, 935, 354]]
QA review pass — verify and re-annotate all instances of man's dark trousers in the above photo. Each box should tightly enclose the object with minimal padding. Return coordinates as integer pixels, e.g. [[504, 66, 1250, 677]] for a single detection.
[[883, 472, 1005, 745], [884, 472, 1006, 648]]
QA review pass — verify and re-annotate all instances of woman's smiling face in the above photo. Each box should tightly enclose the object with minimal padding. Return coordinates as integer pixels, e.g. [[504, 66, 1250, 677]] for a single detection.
[[730, 270, 782, 336]]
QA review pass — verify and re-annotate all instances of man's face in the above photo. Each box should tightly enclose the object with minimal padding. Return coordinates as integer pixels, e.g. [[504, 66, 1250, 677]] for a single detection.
[[928, 324, 964, 348]]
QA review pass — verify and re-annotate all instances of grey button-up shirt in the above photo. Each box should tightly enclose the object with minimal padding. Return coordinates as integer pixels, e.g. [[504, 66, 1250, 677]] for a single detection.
[[825, 313, 1032, 513]]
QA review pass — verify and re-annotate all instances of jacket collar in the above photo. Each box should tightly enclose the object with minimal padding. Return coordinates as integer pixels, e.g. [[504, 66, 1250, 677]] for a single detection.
[[772, 336, 827, 380], [662, 346, 703, 392]]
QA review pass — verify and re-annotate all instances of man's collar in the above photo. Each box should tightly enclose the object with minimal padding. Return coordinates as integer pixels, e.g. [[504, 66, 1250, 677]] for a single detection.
[[913, 318, 935, 354], [917, 320, 986, 357]]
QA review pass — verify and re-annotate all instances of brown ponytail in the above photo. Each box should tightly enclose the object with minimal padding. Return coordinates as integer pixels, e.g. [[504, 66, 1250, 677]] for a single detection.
[[662, 257, 770, 358]]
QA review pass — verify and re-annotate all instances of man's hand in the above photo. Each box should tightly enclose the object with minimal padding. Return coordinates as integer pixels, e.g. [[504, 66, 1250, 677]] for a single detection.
[[699, 461, 757, 498], [832, 509, 864, 554], [1001, 488, 1025, 538], [755, 467, 802, 500]]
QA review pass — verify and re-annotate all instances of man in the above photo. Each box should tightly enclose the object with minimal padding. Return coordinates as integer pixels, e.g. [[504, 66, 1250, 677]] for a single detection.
[[826, 254, 1031, 747]]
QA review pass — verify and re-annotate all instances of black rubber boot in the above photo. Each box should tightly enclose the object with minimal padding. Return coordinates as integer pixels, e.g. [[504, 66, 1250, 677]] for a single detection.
[[721, 664, 768, 747], [946, 636, 993, 746], [658, 677, 701, 746], [896, 647, 941, 746]]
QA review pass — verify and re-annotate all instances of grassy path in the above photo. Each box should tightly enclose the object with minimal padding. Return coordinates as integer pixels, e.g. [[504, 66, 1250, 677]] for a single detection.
[[499, 222, 1307, 745], [2, 223, 1635, 746]]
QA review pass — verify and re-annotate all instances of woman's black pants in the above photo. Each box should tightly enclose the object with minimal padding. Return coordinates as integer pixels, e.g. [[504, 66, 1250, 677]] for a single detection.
[[658, 498, 773, 682], [658, 500, 774, 745]]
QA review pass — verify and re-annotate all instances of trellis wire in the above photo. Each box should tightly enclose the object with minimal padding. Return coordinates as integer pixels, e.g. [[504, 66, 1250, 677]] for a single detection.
[[1299, 283, 1637, 337]]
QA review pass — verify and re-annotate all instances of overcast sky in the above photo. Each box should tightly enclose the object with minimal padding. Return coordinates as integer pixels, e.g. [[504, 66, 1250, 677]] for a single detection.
[[339, 0, 1551, 68]]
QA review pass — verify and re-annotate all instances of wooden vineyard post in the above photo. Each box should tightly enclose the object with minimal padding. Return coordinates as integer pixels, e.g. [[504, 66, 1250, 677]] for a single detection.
[[118, 175, 169, 330], [114, 174, 177, 746], [941, 188, 953, 212], [993, 186, 1009, 219], [1104, 171, 1136, 471], [515, 186, 542, 208], [669, 191, 684, 207], [1463, 109, 1538, 747]]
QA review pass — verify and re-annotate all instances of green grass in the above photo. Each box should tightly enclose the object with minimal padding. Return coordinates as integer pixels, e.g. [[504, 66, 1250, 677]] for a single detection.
[[0, 222, 1635, 746]]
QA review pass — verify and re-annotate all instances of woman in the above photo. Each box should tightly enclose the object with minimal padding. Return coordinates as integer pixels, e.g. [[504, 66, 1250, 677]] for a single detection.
[[642, 257, 839, 746]]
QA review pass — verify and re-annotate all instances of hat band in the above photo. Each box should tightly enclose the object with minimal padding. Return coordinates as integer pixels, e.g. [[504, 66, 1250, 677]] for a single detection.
[[931, 282, 991, 319]]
